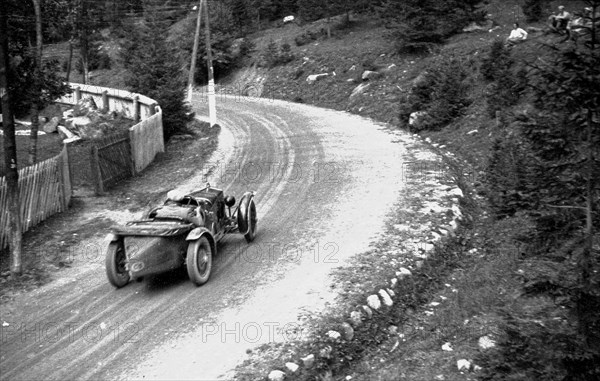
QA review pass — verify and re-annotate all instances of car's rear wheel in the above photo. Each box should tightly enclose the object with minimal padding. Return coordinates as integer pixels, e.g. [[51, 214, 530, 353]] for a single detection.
[[244, 199, 257, 243], [106, 241, 130, 288], [186, 236, 212, 286]]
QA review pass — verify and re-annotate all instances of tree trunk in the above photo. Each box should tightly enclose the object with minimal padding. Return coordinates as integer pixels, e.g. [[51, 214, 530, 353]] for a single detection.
[[0, 4, 23, 275], [66, 38, 74, 82], [29, 0, 43, 165]]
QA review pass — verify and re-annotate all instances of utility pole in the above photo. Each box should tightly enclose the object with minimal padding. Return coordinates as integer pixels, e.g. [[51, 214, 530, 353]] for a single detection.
[[0, 2, 23, 275], [186, 0, 203, 103], [203, 0, 217, 127]]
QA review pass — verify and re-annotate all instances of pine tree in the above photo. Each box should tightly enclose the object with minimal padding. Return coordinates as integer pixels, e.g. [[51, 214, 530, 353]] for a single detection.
[[518, 0, 600, 359], [385, 0, 484, 52], [121, 16, 190, 140]]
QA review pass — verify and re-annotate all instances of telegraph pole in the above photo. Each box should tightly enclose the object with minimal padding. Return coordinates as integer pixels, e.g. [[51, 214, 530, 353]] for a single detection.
[[203, 0, 217, 127], [186, 0, 203, 103]]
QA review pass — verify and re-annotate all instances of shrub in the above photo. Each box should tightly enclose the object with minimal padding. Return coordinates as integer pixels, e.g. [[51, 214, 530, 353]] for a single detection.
[[478, 314, 600, 381], [294, 31, 318, 46], [480, 41, 527, 117], [260, 41, 295, 68], [485, 131, 536, 217], [238, 38, 255, 57], [399, 54, 474, 131], [387, 0, 485, 53], [522, 0, 545, 22]]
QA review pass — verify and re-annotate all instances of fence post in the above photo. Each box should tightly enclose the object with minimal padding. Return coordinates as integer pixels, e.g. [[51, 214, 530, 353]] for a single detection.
[[75, 86, 81, 103], [61, 143, 72, 207], [133, 96, 140, 123], [102, 90, 109, 112], [128, 129, 137, 176], [90, 145, 105, 195]]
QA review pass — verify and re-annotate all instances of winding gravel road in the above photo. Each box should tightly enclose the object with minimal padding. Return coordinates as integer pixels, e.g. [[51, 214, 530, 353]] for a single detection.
[[0, 94, 420, 380]]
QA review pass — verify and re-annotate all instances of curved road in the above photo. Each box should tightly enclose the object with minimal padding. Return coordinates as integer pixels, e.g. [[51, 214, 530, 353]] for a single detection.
[[0, 94, 415, 380]]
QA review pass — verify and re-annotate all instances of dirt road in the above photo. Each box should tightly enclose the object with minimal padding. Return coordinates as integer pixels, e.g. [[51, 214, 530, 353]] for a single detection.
[[0, 94, 420, 380]]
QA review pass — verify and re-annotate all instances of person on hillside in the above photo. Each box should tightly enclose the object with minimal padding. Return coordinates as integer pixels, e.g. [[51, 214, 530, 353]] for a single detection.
[[548, 5, 572, 34], [506, 23, 528, 46], [566, 7, 600, 42]]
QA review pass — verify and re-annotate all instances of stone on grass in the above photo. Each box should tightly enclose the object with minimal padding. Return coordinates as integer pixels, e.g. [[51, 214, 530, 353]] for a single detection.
[[361, 305, 373, 318], [386, 288, 395, 297], [362, 70, 381, 81], [350, 310, 363, 327], [379, 289, 393, 306], [285, 362, 299, 373], [409, 111, 428, 126], [457, 359, 471, 372], [268, 369, 286, 381], [350, 83, 370, 98], [327, 330, 341, 340], [420, 243, 434, 252], [390, 278, 398, 288], [441, 342, 453, 351], [367, 294, 381, 310], [396, 267, 412, 279], [306, 73, 329, 84], [341, 322, 354, 340], [478, 335, 496, 349], [301, 354, 315, 368]]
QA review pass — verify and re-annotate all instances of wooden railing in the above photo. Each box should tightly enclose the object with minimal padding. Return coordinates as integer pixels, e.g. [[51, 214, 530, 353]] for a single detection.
[[0, 145, 71, 249]]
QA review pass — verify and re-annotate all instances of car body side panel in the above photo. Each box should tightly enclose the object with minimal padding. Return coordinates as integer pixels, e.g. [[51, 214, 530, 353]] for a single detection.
[[124, 236, 186, 279]]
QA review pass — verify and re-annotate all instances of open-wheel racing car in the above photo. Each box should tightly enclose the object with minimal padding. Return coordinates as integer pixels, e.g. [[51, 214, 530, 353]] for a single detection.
[[105, 183, 257, 288]]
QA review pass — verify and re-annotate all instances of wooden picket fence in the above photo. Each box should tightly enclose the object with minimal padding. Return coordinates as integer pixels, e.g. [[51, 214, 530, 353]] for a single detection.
[[0, 145, 71, 249], [90, 132, 133, 194]]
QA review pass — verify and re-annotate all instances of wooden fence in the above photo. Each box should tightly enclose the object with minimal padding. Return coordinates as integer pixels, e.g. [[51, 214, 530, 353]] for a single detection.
[[58, 83, 164, 193], [90, 132, 133, 194], [1, 84, 163, 249], [0, 145, 71, 249], [130, 111, 164, 173]]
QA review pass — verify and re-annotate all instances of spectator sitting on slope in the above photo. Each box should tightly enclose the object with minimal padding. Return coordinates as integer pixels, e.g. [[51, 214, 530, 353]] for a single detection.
[[548, 5, 572, 34], [506, 23, 528, 46]]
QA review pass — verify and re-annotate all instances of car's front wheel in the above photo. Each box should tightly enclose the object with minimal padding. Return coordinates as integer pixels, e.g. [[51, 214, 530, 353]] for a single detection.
[[244, 199, 257, 243], [106, 241, 130, 288], [186, 236, 213, 286]]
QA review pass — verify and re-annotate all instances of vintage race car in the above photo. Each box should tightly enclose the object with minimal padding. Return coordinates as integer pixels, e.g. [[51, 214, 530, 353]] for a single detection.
[[105, 183, 257, 288]]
